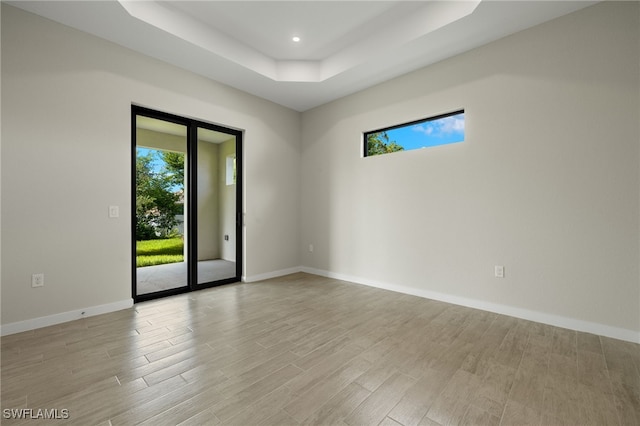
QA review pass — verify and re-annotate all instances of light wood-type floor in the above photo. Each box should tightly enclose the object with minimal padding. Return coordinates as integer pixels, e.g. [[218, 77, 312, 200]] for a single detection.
[[1, 273, 639, 425]]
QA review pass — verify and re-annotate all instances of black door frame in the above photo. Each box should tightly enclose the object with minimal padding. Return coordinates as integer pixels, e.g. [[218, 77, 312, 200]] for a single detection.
[[131, 105, 243, 303]]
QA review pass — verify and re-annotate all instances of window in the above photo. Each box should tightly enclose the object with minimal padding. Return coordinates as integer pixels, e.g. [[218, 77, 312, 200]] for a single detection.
[[226, 154, 236, 185], [364, 110, 465, 157]]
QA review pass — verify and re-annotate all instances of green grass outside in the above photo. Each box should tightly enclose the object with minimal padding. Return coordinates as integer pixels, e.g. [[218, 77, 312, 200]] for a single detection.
[[136, 238, 184, 267]]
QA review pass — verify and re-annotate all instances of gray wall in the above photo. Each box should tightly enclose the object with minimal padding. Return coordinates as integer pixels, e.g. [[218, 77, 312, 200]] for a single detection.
[[2, 2, 639, 341], [1, 4, 301, 327], [197, 139, 220, 261], [219, 138, 237, 262], [300, 1, 640, 339]]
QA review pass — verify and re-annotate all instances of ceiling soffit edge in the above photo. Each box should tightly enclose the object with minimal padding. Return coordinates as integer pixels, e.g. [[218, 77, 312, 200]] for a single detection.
[[117, 0, 481, 83]]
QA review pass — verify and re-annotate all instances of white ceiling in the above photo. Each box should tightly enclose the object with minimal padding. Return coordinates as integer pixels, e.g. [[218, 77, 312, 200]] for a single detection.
[[8, 1, 598, 112]]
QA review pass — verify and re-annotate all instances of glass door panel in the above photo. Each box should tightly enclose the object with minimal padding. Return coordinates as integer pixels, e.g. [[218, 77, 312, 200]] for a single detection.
[[195, 127, 237, 285], [134, 115, 188, 297]]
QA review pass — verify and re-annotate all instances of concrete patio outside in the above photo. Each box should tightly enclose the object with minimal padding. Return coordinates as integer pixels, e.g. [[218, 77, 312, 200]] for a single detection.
[[136, 259, 236, 295]]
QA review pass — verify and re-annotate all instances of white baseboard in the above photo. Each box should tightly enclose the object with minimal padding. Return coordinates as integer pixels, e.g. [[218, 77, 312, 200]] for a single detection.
[[301, 266, 640, 344], [5, 269, 636, 344], [243, 266, 303, 283], [0, 299, 134, 336]]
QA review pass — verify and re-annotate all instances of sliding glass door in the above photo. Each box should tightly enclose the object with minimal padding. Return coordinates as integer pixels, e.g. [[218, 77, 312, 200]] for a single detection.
[[132, 106, 242, 302]]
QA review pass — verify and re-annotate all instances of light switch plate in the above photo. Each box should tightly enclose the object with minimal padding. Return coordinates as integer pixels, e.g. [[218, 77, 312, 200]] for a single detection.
[[109, 205, 119, 218]]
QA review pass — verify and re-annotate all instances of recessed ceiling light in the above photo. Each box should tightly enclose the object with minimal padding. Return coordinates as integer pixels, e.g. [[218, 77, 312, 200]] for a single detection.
[[292, 36, 301, 43]]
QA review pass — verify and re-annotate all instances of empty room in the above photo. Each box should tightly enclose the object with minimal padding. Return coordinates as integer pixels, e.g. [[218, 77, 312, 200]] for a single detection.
[[1, 1, 639, 425]]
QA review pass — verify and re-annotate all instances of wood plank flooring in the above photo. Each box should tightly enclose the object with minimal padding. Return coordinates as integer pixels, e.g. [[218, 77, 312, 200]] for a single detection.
[[1, 273, 639, 425]]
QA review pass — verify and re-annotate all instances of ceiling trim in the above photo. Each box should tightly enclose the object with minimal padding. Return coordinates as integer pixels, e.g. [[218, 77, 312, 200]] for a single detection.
[[6, 1, 599, 111], [118, 0, 480, 83]]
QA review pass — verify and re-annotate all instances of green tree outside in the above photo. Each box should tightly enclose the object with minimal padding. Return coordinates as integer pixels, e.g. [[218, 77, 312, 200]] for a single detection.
[[366, 131, 404, 156], [135, 149, 183, 240], [161, 151, 185, 188]]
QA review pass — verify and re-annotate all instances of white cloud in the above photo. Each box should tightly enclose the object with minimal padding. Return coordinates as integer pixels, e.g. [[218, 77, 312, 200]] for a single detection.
[[412, 114, 464, 137], [412, 124, 433, 135], [439, 115, 465, 134]]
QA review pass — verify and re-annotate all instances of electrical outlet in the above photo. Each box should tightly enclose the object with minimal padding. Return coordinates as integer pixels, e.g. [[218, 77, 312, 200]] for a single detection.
[[308, 244, 314, 253], [494, 265, 505, 278], [32, 273, 44, 288]]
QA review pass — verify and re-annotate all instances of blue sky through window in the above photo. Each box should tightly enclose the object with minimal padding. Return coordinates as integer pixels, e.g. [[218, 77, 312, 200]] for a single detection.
[[137, 147, 183, 191], [380, 112, 465, 152], [137, 147, 164, 173]]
